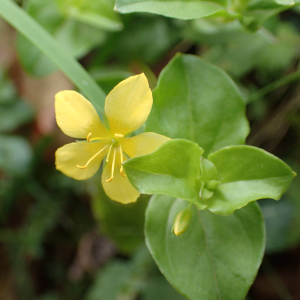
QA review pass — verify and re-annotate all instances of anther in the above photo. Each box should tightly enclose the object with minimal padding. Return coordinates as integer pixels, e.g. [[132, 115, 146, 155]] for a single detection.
[[120, 167, 126, 177], [77, 165, 87, 169], [76, 145, 108, 169], [87, 132, 92, 142], [106, 148, 116, 182], [114, 133, 124, 138]]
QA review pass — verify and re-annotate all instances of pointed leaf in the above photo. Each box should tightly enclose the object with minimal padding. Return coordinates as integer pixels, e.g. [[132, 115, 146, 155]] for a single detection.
[[146, 54, 249, 156], [145, 195, 265, 300], [124, 139, 206, 209], [207, 145, 296, 215]]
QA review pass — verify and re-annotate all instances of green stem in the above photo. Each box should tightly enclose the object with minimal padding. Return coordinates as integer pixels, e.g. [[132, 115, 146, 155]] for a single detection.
[[248, 69, 300, 103], [0, 0, 106, 115]]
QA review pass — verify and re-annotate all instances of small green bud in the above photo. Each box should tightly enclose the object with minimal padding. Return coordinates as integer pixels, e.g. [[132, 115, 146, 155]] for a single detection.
[[205, 180, 220, 191], [173, 208, 193, 236]]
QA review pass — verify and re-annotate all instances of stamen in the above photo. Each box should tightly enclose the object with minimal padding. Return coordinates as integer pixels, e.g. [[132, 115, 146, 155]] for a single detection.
[[106, 143, 114, 163], [106, 148, 116, 182], [76, 145, 108, 169], [87, 132, 92, 142], [119, 145, 126, 177], [89, 137, 109, 142], [114, 133, 124, 138]]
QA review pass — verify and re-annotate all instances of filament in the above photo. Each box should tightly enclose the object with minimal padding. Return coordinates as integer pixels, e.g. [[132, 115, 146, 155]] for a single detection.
[[119, 145, 126, 177], [77, 145, 108, 169], [90, 137, 109, 142], [106, 143, 114, 162], [87, 132, 110, 143], [106, 148, 116, 182]]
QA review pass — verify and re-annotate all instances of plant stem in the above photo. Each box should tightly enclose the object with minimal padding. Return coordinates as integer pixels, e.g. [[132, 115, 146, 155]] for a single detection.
[[248, 69, 300, 103]]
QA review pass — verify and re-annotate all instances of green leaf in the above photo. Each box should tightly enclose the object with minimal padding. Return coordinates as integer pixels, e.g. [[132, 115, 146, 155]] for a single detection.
[[99, 15, 181, 65], [185, 19, 271, 78], [17, 0, 106, 77], [85, 261, 132, 300], [115, 0, 236, 20], [145, 195, 265, 300], [85, 246, 154, 300], [0, 135, 33, 176], [0, 101, 34, 132], [0, 0, 106, 115], [0, 70, 18, 105], [91, 181, 149, 253], [207, 145, 296, 215], [124, 139, 207, 209], [274, 0, 294, 5], [146, 54, 249, 156], [142, 275, 186, 300], [55, 0, 123, 31], [241, 0, 297, 30]]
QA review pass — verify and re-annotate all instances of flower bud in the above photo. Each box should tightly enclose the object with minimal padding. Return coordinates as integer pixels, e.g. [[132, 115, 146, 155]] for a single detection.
[[206, 180, 220, 191], [173, 208, 193, 236]]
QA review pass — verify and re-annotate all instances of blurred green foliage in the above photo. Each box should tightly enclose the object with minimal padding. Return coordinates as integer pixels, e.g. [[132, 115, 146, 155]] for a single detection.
[[1, 0, 300, 299]]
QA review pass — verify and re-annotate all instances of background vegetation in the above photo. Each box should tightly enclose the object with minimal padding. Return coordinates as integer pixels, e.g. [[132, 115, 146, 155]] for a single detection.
[[1, 0, 300, 299]]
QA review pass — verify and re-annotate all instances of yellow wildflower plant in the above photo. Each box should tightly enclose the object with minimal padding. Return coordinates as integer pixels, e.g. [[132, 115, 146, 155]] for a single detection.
[[55, 74, 170, 204]]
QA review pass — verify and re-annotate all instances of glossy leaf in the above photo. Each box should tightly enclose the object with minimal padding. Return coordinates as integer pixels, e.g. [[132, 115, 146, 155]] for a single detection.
[[115, 0, 234, 20], [207, 145, 296, 215], [146, 54, 249, 156], [124, 139, 206, 209], [145, 195, 265, 300], [115, 0, 297, 30]]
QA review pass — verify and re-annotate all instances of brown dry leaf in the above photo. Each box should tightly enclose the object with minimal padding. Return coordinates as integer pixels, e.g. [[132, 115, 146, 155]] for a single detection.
[[0, 20, 16, 69], [19, 70, 74, 135]]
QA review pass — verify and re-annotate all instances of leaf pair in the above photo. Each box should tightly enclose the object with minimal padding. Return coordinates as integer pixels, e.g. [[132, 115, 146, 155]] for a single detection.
[[124, 139, 295, 215], [122, 54, 296, 300]]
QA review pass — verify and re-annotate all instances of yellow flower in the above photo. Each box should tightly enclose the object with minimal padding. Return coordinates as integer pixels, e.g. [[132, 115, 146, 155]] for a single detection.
[[55, 74, 170, 204]]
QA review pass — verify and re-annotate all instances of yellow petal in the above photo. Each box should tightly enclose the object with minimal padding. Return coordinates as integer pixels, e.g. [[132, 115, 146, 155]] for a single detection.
[[56, 141, 108, 180], [102, 155, 140, 204], [121, 132, 170, 158], [104, 74, 152, 136], [55, 90, 110, 139]]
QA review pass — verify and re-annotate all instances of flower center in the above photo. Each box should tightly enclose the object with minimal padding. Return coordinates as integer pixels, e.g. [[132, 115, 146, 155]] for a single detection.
[[76, 132, 126, 182], [105, 141, 126, 182]]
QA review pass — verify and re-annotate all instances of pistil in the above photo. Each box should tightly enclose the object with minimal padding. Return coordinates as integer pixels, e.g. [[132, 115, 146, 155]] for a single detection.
[[105, 144, 126, 182]]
